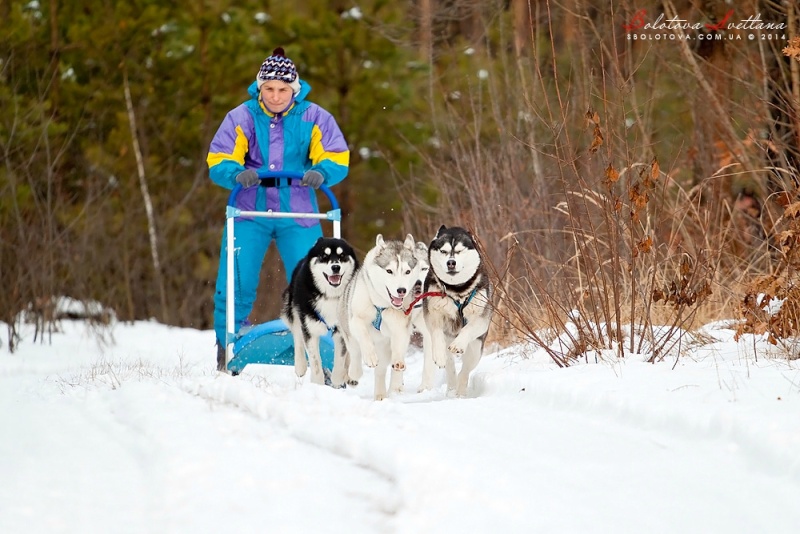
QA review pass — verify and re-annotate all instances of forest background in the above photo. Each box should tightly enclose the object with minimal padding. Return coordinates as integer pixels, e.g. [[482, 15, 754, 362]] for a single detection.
[[4, 0, 800, 361]]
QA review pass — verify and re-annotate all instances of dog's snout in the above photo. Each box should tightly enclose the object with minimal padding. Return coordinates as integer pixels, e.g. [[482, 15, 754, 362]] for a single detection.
[[446, 259, 457, 270], [396, 287, 407, 296], [331, 264, 341, 274]]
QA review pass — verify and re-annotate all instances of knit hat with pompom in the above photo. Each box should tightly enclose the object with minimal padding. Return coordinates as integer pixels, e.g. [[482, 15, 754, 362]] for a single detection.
[[256, 47, 301, 95]]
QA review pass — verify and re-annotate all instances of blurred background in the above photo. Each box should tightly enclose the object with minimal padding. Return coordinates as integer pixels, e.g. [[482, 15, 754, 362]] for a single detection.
[[3, 1, 799, 357]]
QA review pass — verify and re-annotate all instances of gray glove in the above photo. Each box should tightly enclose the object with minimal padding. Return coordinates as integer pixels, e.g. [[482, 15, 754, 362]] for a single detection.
[[235, 169, 259, 188], [300, 170, 324, 189]]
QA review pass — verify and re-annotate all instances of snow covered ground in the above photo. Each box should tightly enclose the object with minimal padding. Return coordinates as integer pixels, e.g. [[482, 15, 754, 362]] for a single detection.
[[1, 318, 799, 534]]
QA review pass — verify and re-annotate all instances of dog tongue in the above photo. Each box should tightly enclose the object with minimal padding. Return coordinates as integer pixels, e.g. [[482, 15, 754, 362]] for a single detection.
[[391, 296, 404, 307], [327, 274, 342, 286]]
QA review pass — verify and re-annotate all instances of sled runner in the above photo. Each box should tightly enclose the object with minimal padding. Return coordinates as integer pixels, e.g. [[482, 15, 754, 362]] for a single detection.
[[224, 170, 341, 375]]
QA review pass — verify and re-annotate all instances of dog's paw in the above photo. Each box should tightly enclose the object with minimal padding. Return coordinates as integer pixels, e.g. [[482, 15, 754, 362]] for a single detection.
[[309, 370, 325, 386], [330, 369, 346, 388], [346, 379, 359, 387], [391, 361, 406, 371], [363, 353, 379, 368], [374, 393, 387, 401], [348, 361, 364, 381], [447, 342, 466, 355], [294, 361, 308, 378], [389, 372, 404, 393], [417, 379, 434, 392], [432, 353, 448, 368]]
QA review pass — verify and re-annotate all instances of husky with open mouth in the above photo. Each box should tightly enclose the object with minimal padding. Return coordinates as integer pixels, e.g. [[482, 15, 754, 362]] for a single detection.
[[281, 237, 359, 385], [334, 234, 421, 400]]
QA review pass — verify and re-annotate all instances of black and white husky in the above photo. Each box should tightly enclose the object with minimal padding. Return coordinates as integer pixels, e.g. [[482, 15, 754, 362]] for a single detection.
[[334, 234, 422, 400], [423, 225, 493, 396], [281, 237, 359, 385]]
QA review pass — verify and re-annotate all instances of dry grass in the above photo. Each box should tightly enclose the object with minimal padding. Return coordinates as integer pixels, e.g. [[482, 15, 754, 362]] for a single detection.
[[401, 1, 800, 363], [53, 353, 197, 393]]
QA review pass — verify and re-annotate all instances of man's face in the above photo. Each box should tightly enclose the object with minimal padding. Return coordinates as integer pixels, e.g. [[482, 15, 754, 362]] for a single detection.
[[260, 80, 294, 113]]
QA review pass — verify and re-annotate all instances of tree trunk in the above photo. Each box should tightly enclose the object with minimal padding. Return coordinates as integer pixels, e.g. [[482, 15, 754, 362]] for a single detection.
[[419, 0, 433, 62], [761, 1, 800, 195], [457, 0, 483, 49], [123, 64, 169, 323], [512, 0, 535, 56], [48, 0, 60, 114]]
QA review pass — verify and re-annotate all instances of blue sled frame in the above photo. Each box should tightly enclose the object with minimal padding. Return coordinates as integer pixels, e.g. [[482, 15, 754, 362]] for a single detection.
[[223, 170, 341, 374]]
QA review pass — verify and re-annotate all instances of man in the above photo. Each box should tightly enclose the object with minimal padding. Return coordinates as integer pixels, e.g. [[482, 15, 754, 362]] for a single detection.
[[207, 47, 350, 371]]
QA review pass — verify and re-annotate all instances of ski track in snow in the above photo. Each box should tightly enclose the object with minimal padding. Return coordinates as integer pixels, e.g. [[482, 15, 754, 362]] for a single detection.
[[1, 372, 394, 534], [472, 354, 800, 485], [2, 321, 800, 533], [186, 348, 800, 533]]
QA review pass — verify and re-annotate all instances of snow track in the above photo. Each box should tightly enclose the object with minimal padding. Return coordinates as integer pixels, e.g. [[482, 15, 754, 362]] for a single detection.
[[186, 351, 800, 534], [2, 321, 799, 533]]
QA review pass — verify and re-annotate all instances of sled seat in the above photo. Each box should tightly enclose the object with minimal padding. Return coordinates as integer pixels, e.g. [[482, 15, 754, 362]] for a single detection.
[[228, 319, 335, 375]]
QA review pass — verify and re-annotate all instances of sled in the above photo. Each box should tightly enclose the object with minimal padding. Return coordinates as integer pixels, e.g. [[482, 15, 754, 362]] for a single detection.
[[223, 170, 341, 375]]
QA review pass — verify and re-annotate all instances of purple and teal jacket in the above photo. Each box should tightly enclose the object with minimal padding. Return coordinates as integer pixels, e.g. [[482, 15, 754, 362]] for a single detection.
[[207, 80, 349, 226]]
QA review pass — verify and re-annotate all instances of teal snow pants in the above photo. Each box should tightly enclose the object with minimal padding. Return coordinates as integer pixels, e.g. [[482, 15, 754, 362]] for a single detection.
[[213, 216, 322, 345]]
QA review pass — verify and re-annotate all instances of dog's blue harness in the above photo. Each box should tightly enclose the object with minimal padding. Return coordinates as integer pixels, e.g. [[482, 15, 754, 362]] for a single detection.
[[372, 306, 386, 331], [373, 288, 478, 330], [452, 288, 478, 326], [314, 310, 335, 333]]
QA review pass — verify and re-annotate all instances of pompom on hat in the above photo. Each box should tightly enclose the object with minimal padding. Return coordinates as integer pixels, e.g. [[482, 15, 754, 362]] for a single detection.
[[256, 47, 301, 95]]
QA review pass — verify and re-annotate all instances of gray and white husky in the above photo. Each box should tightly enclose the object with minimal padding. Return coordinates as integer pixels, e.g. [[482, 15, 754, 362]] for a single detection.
[[423, 225, 493, 396], [281, 237, 359, 385], [334, 234, 422, 400]]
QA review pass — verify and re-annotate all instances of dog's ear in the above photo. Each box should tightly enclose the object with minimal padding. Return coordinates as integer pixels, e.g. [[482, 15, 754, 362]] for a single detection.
[[375, 234, 385, 248], [467, 229, 479, 247], [435, 225, 447, 239], [403, 233, 415, 250]]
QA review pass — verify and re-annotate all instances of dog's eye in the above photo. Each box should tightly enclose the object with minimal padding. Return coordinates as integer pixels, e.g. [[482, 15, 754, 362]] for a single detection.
[[440, 250, 449, 255], [386, 269, 393, 274], [405, 269, 411, 275]]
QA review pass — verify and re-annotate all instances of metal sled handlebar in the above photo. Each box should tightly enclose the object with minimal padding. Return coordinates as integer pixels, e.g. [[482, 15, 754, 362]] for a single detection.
[[225, 170, 341, 236], [227, 170, 339, 210]]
